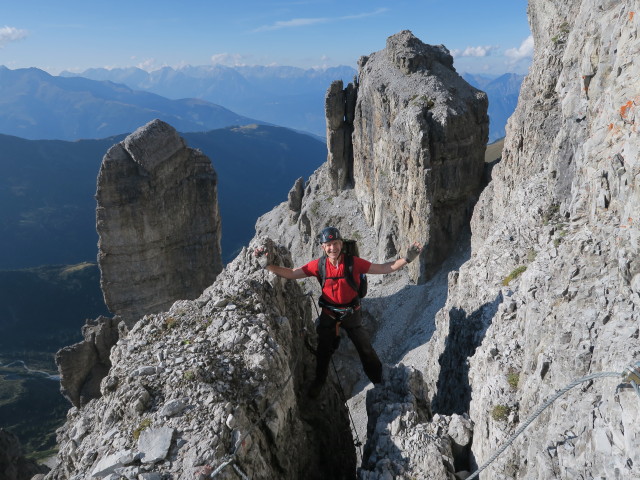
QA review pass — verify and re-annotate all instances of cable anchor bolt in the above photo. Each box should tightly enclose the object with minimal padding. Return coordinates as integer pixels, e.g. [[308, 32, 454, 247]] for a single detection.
[[622, 362, 640, 385]]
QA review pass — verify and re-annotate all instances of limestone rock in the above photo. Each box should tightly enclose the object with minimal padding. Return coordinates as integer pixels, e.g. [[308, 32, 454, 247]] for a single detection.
[[287, 176, 304, 218], [138, 427, 174, 464], [422, 1, 640, 478], [359, 365, 471, 479], [44, 240, 356, 480], [385, 30, 454, 74], [96, 119, 222, 326], [55, 315, 121, 408], [325, 79, 357, 191], [352, 30, 488, 282]]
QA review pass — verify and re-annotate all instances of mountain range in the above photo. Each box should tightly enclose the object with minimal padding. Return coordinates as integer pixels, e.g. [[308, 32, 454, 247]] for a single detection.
[[56, 65, 522, 142], [60, 64, 357, 138], [0, 66, 266, 141]]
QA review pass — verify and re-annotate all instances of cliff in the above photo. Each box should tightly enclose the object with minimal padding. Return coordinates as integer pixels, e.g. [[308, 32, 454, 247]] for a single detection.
[[423, 0, 640, 477]]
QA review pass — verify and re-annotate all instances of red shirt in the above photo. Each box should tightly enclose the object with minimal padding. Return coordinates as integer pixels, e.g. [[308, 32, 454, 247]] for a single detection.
[[302, 255, 371, 305]]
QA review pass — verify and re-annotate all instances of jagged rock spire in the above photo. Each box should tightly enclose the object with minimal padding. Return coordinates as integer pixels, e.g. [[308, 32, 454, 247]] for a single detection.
[[96, 119, 222, 325]]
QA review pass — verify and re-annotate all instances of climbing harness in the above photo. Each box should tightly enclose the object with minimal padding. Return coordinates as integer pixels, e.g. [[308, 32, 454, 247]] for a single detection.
[[467, 363, 640, 480], [319, 297, 358, 316]]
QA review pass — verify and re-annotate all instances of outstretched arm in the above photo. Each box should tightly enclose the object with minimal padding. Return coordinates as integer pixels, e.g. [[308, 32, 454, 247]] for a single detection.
[[266, 264, 308, 280], [254, 247, 308, 280], [368, 241, 423, 275]]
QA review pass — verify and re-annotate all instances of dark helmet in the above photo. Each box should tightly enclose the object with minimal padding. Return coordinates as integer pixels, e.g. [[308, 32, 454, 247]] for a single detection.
[[317, 226, 342, 244]]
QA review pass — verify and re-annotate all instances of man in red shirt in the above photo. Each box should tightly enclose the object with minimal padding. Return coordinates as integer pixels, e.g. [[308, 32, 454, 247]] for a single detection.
[[256, 226, 422, 398]]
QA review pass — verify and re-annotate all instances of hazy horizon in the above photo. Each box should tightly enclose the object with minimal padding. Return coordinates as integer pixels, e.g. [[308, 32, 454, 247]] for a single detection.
[[1, 0, 532, 76]]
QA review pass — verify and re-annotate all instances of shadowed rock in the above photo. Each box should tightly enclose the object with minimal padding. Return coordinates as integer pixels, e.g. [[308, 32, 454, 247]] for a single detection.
[[55, 315, 121, 408], [0, 429, 49, 479], [360, 365, 472, 479]]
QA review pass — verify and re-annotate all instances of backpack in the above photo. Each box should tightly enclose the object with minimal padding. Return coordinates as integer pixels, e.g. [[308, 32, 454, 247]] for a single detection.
[[317, 239, 368, 300]]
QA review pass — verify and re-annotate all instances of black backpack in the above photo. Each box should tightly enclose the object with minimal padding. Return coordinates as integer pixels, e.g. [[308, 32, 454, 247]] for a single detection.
[[317, 239, 368, 299]]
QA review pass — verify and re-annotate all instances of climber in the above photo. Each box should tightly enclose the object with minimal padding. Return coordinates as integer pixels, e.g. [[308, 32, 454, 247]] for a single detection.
[[254, 226, 422, 398]]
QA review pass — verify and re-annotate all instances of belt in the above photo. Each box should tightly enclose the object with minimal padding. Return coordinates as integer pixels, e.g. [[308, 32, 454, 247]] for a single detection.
[[318, 297, 360, 317]]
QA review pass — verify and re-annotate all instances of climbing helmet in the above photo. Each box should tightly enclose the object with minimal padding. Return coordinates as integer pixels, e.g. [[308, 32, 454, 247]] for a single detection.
[[317, 226, 342, 244]]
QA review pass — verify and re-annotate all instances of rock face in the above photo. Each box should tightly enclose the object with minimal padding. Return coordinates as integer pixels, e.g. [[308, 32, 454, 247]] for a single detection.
[[325, 78, 357, 191], [96, 119, 222, 325], [45, 239, 357, 480], [422, 0, 640, 478], [351, 30, 488, 282], [359, 365, 473, 480]]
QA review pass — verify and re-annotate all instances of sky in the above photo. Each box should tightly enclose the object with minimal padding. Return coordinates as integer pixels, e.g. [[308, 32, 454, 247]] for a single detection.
[[0, 0, 532, 76]]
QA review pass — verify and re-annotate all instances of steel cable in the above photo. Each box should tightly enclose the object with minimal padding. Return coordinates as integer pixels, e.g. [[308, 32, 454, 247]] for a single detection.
[[467, 371, 624, 480]]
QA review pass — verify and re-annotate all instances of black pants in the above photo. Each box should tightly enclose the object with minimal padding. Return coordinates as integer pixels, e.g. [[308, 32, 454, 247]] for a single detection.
[[315, 309, 382, 385]]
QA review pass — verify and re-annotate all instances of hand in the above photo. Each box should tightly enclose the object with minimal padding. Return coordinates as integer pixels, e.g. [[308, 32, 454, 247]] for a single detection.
[[404, 242, 423, 263], [253, 247, 271, 269]]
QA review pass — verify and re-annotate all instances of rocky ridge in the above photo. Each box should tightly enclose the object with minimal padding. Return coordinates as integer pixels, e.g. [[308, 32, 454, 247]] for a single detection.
[[46, 239, 358, 479]]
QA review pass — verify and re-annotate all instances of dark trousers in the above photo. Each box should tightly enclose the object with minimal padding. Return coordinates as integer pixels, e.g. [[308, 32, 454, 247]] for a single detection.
[[315, 310, 382, 385]]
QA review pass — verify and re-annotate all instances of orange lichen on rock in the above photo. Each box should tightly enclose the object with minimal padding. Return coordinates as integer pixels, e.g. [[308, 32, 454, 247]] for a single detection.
[[620, 100, 634, 118], [630, 12, 635, 21]]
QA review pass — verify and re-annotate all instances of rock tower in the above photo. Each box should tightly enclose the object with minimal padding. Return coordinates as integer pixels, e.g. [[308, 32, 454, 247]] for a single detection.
[[96, 119, 222, 325]]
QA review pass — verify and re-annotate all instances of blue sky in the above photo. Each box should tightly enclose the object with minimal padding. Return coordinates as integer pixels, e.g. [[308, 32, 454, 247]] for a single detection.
[[0, 0, 532, 76]]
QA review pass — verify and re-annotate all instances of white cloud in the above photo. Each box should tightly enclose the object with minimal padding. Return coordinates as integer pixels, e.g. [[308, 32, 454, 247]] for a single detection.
[[136, 58, 159, 71], [210, 53, 249, 66], [253, 8, 387, 32], [0, 26, 28, 48], [451, 45, 499, 58], [505, 35, 534, 62]]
